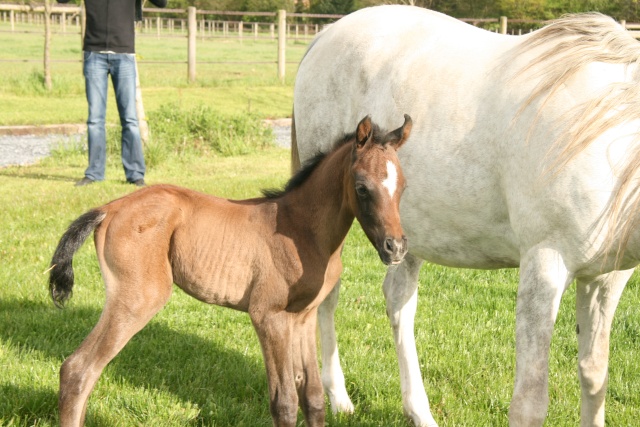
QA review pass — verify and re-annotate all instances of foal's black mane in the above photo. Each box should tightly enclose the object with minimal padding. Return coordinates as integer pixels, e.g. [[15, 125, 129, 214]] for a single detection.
[[262, 123, 384, 199]]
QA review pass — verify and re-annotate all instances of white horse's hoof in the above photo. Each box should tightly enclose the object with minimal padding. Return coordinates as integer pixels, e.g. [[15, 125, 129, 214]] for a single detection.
[[328, 391, 355, 414], [405, 408, 438, 427]]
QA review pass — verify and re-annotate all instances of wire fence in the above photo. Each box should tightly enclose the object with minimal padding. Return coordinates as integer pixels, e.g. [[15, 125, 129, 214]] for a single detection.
[[0, 5, 345, 81], [2, 4, 638, 81]]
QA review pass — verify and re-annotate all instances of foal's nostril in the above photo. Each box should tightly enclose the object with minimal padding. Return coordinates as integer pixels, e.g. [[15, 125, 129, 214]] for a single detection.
[[381, 236, 408, 264], [384, 237, 407, 255], [385, 238, 394, 253]]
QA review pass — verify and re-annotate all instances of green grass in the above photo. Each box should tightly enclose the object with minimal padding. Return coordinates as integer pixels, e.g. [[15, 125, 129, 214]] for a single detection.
[[0, 24, 307, 125], [1, 146, 639, 426], [1, 18, 640, 427]]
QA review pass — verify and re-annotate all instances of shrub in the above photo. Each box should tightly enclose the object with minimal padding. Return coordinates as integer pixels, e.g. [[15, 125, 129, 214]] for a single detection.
[[147, 103, 274, 161], [51, 104, 274, 169], [93, 103, 275, 168]]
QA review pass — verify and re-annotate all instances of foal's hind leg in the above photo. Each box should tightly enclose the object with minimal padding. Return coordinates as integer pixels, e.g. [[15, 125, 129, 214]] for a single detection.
[[59, 272, 172, 427], [575, 269, 631, 427], [318, 280, 355, 414]]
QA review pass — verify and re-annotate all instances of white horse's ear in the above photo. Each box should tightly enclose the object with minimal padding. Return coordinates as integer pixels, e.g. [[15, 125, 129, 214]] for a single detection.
[[356, 115, 373, 148], [383, 114, 412, 150]]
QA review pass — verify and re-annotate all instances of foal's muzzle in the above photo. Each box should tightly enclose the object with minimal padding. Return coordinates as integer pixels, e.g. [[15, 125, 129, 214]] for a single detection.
[[380, 235, 408, 265]]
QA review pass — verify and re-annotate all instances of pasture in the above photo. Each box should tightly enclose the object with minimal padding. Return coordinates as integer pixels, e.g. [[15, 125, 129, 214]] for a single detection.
[[0, 23, 306, 125], [1, 18, 639, 427]]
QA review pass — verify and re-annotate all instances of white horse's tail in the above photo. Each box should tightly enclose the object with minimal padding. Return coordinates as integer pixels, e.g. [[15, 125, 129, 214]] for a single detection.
[[515, 13, 640, 263], [290, 108, 301, 174], [290, 27, 331, 176]]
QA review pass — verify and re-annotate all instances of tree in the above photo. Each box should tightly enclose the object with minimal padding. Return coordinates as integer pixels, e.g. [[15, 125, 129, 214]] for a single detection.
[[498, 0, 547, 19], [309, 0, 356, 15], [243, 0, 296, 13]]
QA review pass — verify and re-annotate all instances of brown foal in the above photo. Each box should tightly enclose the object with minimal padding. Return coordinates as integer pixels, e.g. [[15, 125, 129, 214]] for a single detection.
[[48, 115, 412, 426]]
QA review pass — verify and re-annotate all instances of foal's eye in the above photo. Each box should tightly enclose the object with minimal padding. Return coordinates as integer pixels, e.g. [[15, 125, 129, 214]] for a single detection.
[[355, 184, 369, 198]]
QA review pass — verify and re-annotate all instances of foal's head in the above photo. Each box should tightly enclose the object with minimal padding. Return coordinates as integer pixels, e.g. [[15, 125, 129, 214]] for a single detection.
[[348, 115, 412, 265]]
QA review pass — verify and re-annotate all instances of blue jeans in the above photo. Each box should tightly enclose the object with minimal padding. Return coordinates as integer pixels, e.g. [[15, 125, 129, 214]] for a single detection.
[[83, 51, 145, 182]]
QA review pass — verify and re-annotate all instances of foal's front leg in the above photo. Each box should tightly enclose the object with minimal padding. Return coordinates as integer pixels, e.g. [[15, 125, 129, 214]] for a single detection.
[[251, 310, 299, 427], [575, 269, 631, 427]]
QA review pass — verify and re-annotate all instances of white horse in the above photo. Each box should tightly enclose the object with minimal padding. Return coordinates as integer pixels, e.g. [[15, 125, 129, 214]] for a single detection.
[[292, 6, 640, 427]]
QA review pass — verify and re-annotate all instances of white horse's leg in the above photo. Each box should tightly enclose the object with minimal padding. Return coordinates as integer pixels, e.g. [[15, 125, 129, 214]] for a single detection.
[[318, 280, 355, 414], [575, 269, 632, 427], [383, 253, 437, 427], [509, 247, 572, 427]]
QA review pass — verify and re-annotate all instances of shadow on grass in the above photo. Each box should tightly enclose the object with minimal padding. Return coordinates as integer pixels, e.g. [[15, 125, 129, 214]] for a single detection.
[[0, 383, 57, 426], [0, 171, 77, 182], [0, 297, 271, 425], [1, 297, 410, 426]]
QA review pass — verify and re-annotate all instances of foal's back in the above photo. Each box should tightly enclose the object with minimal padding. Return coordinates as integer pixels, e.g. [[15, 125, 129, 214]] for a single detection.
[[96, 184, 271, 311]]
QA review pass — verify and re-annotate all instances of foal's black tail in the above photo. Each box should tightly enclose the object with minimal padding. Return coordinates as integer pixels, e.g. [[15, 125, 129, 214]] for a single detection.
[[49, 209, 106, 308]]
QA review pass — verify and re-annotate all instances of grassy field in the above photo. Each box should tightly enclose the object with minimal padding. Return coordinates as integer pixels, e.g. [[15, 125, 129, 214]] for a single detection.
[[2, 144, 639, 427], [0, 23, 306, 125], [1, 19, 640, 427]]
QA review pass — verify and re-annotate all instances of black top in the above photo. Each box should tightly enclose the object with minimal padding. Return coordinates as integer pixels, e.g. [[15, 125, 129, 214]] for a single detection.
[[57, 0, 167, 53]]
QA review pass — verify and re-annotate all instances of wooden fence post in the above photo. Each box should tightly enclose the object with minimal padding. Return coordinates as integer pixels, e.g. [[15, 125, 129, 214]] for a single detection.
[[80, 3, 86, 60], [188, 6, 196, 83], [135, 59, 149, 143], [499, 16, 507, 34], [277, 9, 286, 82], [44, 0, 52, 91]]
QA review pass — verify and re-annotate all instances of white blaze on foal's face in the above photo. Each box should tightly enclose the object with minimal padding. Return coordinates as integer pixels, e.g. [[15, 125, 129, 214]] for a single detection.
[[382, 160, 398, 198]]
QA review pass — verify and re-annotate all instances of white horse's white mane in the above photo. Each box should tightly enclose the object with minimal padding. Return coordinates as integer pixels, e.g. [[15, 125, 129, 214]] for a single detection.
[[516, 13, 640, 260]]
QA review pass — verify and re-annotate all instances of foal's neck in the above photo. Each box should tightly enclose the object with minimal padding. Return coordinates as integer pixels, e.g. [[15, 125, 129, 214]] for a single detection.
[[283, 143, 355, 256]]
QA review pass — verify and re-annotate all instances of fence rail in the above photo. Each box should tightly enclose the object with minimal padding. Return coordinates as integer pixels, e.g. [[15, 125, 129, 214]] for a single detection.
[[1, 4, 638, 83], [0, 4, 342, 82], [0, 5, 335, 41]]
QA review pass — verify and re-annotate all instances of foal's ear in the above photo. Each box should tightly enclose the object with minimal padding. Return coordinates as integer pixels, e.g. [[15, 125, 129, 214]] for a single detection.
[[383, 114, 412, 150], [356, 115, 373, 148]]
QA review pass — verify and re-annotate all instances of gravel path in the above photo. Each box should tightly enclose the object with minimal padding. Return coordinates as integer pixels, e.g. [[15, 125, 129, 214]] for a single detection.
[[0, 134, 82, 168], [267, 119, 292, 149], [0, 120, 292, 169]]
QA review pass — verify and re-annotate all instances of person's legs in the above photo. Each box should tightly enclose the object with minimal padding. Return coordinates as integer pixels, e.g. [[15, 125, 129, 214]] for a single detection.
[[82, 52, 109, 182], [111, 54, 145, 183]]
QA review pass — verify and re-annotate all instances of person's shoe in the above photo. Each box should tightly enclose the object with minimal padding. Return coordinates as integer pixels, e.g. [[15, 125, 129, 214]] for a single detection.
[[131, 179, 146, 187], [75, 177, 95, 187]]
